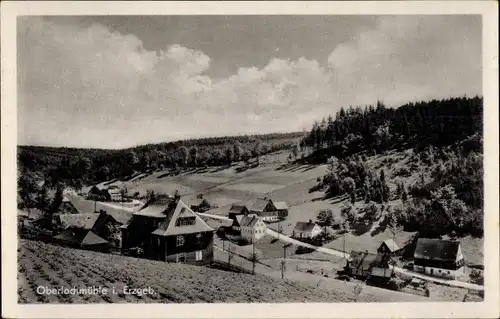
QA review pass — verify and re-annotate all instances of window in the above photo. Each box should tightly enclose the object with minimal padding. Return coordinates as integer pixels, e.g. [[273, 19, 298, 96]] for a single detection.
[[176, 235, 184, 247], [176, 217, 196, 227], [176, 253, 186, 263], [196, 250, 203, 261]]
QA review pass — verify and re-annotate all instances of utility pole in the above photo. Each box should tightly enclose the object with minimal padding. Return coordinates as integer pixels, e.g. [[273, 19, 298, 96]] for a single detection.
[[227, 241, 232, 268], [282, 243, 291, 280], [252, 238, 256, 275]]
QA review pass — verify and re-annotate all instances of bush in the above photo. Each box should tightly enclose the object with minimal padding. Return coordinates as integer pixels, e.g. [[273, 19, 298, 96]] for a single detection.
[[469, 270, 484, 285]]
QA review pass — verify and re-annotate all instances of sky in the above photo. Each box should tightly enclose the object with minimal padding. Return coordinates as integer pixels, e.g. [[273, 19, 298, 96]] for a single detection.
[[17, 15, 482, 149]]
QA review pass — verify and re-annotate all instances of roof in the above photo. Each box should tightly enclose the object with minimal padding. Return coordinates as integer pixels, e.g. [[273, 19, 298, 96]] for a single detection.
[[56, 214, 100, 229], [251, 199, 272, 212], [274, 202, 288, 210], [54, 227, 108, 246], [92, 212, 124, 231], [381, 239, 400, 252], [94, 182, 109, 191], [229, 205, 249, 214], [151, 200, 214, 237], [414, 238, 460, 261], [349, 250, 383, 270], [294, 221, 319, 233], [190, 198, 209, 207], [54, 201, 80, 215], [235, 214, 260, 228], [134, 205, 169, 218], [134, 197, 175, 218], [105, 211, 133, 224]]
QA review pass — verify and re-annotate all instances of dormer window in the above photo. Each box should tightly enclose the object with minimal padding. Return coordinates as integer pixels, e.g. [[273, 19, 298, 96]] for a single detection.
[[176, 217, 196, 227]]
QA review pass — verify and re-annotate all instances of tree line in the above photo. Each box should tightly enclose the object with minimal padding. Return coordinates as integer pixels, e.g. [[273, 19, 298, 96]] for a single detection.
[[303, 96, 482, 159], [17, 132, 303, 195]]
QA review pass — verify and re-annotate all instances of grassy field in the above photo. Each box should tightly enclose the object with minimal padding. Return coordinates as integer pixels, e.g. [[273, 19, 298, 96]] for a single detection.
[[19, 239, 401, 303]]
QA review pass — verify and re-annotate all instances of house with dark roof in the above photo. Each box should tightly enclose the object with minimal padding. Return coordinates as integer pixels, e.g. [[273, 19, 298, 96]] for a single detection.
[[347, 250, 391, 279], [230, 213, 266, 243], [378, 238, 401, 256], [249, 198, 280, 222], [51, 210, 124, 247], [189, 198, 211, 213], [292, 220, 323, 239], [87, 184, 111, 201], [227, 205, 250, 219], [273, 201, 289, 218], [413, 238, 465, 279], [55, 197, 80, 214], [120, 195, 215, 265], [53, 226, 110, 252]]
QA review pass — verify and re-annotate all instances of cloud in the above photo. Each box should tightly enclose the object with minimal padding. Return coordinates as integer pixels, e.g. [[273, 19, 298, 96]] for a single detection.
[[327, 15, 482, 106], [18, 16, 481, 149]]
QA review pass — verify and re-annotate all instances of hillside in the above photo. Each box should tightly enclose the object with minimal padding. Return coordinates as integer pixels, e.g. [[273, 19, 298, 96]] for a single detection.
[[18, 239, 403, 303], [17, 131, 304, 191]]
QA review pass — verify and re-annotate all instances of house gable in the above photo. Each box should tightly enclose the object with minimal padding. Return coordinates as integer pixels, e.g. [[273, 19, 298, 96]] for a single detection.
[[264, 200, 276, 212], [152, 200, 214, 236]]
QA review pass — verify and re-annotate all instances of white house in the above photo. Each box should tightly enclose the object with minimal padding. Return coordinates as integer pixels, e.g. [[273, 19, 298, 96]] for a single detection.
[[413, 238, 465, 279], [231, 214, 267, 243], [107, 187, 122, 202], [292, 220, 323, 239]]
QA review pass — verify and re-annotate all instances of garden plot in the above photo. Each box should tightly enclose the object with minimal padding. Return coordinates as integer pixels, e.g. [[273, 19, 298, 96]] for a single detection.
[[222, 183, 286, 194]]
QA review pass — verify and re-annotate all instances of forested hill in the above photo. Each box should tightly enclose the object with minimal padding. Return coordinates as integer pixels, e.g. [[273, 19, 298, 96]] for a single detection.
[[302, 95, 483, 238], [18, 131, 304, 187], [303, 96, 482, 161]]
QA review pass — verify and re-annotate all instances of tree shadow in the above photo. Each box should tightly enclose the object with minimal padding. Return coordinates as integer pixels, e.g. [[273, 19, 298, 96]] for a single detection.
[[235, 166, 250, 173], [370, 213, 391, 237], [350, 212, 376, 236]]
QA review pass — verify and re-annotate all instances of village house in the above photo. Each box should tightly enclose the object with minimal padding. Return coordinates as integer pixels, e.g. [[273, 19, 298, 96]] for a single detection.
[[377, 238, 401, 256], [189, 196, 211, 213], [292, 220, 323, 239], [120, 194, 215, 265], [53, 226, 110, 252], [51, 210, 124, 247], [227, 204, 250, 219], [18, 209, 30, 232], [87, 183, 111, 201], [249, 198, 280, 222], [346, 250, 392, 280], [55, 197, 80, 214], [230, 213, 267, 243], [107, 187, 122, 202], [413, 238, 465, 279], [273, 201, 289, 218]]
